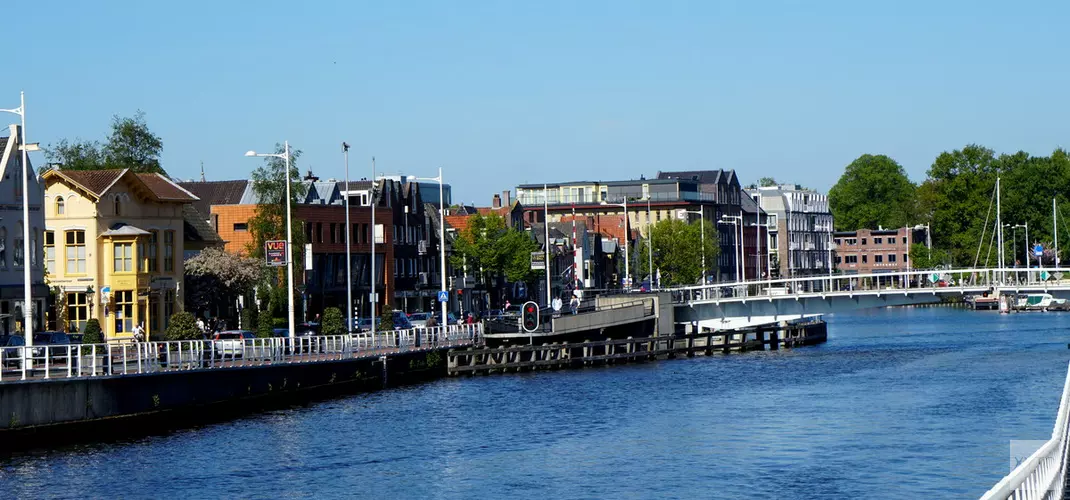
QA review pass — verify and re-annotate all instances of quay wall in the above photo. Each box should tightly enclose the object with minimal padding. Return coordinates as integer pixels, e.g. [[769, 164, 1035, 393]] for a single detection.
[[0, 348, 448, 449]]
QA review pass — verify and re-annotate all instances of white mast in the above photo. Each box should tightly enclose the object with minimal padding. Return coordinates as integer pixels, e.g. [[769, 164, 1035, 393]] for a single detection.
[[996, 176, 1004, 281]]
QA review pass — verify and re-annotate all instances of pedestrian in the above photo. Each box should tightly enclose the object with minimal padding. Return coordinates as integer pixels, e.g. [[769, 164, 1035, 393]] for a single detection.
[[196, 317, 206, 333], [465, 313, 475, 324], [569, 295, 580, 315], [133, 322, 145, 342]]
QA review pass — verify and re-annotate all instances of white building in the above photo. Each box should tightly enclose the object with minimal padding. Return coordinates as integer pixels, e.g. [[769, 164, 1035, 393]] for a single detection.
[[746, 185, 834, 279], [0, 125, 46, 333]]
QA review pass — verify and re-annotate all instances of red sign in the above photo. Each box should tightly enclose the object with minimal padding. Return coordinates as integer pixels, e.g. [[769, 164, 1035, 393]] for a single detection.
[[265, 240, 287, 267]]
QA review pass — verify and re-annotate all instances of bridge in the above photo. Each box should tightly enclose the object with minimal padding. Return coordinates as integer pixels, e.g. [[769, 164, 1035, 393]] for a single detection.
[[667, 267, 1070, 331]]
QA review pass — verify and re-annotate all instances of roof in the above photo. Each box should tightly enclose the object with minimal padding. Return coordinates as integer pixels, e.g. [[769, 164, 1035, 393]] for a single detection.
[[178, 180, 250, 216], [183, 205, 222, 242], [46, 169, 198, 202], [135, 173, 198, 202], [0, 137, 7, 153], [99, 223, 151, 237], [657, 169, 738, 186], [444, 214, 473, 233]]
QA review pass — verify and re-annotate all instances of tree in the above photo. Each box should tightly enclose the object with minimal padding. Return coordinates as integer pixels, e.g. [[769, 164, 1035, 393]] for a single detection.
[[184, 247, 265, 316], [923, 144, 998, 266], [758, 177, 778, 187], [83, 318, 103, 344], [247, 145, 307, 320], [165, 312, 200, 341], [829, 154, 917, 231], [636, 218, 719, 286], [379, 305, 395, 331], [240, 308, 258, 332], [256, 310, 274, 339], [451, 213, 539, 288], [321, 307, 344, 335], [44, 110, 165, 174]]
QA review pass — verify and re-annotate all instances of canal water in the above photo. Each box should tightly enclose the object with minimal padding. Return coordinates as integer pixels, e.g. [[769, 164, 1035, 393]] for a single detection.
[[2, 307, 1068, 499]]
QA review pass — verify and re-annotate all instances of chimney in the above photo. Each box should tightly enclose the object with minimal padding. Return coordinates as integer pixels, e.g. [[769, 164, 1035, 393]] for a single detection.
[[502, 190, 511, 207], [492, 194, 502, 209]]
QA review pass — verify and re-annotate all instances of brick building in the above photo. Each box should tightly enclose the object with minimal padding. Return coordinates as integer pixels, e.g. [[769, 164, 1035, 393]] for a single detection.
[[833, 228, 913, 277]]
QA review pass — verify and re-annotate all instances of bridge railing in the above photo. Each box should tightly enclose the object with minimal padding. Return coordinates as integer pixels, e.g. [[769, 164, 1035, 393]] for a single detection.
[[0, 324, 483, 382], [980, 361, 1070, 500], [666, 267, 1070, 304]]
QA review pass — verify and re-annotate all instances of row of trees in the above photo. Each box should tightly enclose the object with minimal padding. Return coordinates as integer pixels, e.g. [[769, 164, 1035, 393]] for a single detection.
[[829, 146, 1070, 267]]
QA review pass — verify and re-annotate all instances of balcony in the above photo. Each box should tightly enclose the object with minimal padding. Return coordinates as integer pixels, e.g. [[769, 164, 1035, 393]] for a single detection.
[[517, 190, 719, 207]]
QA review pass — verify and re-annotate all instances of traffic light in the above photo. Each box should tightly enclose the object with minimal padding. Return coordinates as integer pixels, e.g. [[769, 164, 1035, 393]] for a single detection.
[[522, 301, 539, 332]]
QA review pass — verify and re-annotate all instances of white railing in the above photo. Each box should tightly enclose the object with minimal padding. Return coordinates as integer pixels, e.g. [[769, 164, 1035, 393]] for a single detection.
[[980, 361, 1070, 500], [0, 324, 482, 382], [668, 267, 1070, 304]]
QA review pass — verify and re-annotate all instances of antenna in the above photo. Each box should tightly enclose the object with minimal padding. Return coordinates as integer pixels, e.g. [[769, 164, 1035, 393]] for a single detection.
[[200, 161, 205, 182]]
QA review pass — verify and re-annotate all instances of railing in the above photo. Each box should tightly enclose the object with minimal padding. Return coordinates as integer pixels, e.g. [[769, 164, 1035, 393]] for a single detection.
[[0, 324, 482, 382], [980, 361, 1070, 500], [666, 267, 1070, 304]]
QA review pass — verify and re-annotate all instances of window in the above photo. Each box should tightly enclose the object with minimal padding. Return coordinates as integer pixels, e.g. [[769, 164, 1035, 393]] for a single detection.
[[55, 197, 65, 215], [114, 290, 134, 334], [836, 256, 842, 264], [861, 238, 867, 245], [164, 231, 175, 272], [14, 224, 23, 268], [44, 231, 55, 274], [65, 230, 86, 274], [874, 237, 882, 244], [862, 255, 868, 263], [304, 222, 313, 242], [114, 197, 121, 216], [316, 222, 323, 243], [834, 239, 841, 246], [352, 223, 359, 244], [148, 231, 158, 272], [31, 229, 37, 267], [67, 292, 88, 333], [903, 253, 909, 262], [164, 290, 175, 328], [329, 223, 337, 244], [233, 223, 248, 231], [114, 242, 133, 272], [844, 255, 858, 264], [0, 227, 6, 270], [149, 295, 159, 333], [875, 255, 883, 263], [888, 254, 897, 263], [903, 237, 908, 244]]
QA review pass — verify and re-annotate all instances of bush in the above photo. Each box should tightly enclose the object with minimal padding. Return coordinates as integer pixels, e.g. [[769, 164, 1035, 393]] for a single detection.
[[83, 318, 103, 344], [256, 310, 274, 339], [165, 312, 201, 341], [240, 308, 257, 331], [321, 307, 344, 335], [379, 305, 394, 331]]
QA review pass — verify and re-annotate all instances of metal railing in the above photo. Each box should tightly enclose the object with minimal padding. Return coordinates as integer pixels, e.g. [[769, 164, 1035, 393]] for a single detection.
[[0, 324, 482, 382], [980, 361, 1070, 500], [666, 267, 1070, 305]]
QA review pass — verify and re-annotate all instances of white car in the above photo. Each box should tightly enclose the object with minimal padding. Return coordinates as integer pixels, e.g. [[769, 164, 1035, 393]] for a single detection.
[[212, 331, 253, 357], [408, 312, 431, 328]]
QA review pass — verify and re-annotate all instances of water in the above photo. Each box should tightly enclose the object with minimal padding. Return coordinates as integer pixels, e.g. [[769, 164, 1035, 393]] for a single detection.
[[2, 307, 1068, 499]]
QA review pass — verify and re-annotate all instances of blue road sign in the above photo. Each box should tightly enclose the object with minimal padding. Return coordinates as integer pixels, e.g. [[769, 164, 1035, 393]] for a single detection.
[[1035, 244, 1044, 257], [437, 290, 449, 302]]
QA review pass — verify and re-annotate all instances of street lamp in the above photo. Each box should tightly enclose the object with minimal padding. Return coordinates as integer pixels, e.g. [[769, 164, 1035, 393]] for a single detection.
[[680, 206, 707, 285], [1005, 223, 1025, 267], [341, 143, 353, 332], [643, 195, 653, 289], [601, 198, 629, 289], [1, 91, 38, 354], [244, 142, 296, 343], [409, 168, 448, 328]]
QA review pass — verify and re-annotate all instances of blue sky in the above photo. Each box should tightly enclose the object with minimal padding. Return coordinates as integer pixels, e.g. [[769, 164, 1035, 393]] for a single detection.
[[6, 0, 1069, 203]]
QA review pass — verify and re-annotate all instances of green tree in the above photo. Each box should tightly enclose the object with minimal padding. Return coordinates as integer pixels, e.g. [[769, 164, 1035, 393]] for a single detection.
[[165, 312, 201, 341], [184, 247, 265, 317], [247, 145, 307, 319], [758, 177, 778, 187], [923, 144, 999, 266], [83, 318, 103, 344], [44, 110, 165, 174], [451, 214, 539, 285], [256, 310, 274, 338], [321, 307, 344, 335], [636, 218, 720, 286], [240, 308, 258, 332], [379, 305, 395, 331], [829, 154, 917, 231]]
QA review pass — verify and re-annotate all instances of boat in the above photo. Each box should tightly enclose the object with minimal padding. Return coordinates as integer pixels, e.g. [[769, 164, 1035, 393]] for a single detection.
[[1014, 293, 1068, 311]]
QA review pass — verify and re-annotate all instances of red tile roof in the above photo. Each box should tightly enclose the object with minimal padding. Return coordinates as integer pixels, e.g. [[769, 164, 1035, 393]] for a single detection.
[[56, 169, 125, 197], [136, 173, 198, 201], [46, 169, 198, 202], [444, 215, 474, 233]]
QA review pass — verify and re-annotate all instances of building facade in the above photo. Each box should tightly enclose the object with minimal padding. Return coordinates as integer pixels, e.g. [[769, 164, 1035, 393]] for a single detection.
[[746, 185, 834, 279], [0, 126, 47, 333], [43, 169, 199, 341], [833, 228, 913, 276]]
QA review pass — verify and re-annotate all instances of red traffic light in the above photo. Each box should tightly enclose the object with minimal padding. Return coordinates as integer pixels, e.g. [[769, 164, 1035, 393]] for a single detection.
[[525, 305, 536, 313]]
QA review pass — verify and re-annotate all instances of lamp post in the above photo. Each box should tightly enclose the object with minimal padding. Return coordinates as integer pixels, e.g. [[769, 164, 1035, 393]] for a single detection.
[[342, 143, 353, 331], [1005, 223, 1024, 267], [601, 198, 629, 289], [1, 91, 39, 353], [644, 196, 653, 289], [680, 207, 706, 285], [409, 168, 448, 328], [245, 142, 296, 343]]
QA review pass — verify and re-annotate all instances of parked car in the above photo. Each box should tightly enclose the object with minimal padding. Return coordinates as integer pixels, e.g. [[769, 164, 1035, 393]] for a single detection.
[[408, 312, 431, 328], [32, 331, 72, 363], [391, 311, 413, 330], [356, 318, 380, 332], [212, 331, 251, 357], [296, 323, 319, 336], [0, 334, 24, 368], [67, 333, 85, 345]]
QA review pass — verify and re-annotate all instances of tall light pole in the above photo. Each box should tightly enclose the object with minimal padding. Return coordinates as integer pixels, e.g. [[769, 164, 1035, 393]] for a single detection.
[[245, 142, 296, 343], [409, 169, 447, 327], [371, 157, 377, 335], [601, 197, 629, 289], [1055, 198, 1060, 268], [544, 185, 552, 304], [644, 196, 653, 289], [342, 143, 353, 331], [1, 92, 36, 344]]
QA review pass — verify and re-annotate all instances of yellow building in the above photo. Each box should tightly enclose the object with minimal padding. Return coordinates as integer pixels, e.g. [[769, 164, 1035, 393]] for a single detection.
[[42, 169, 202, 342]]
